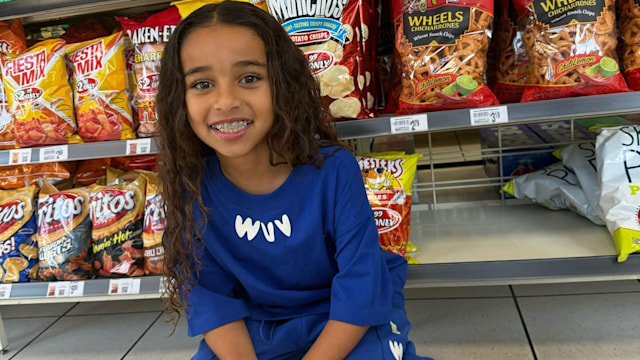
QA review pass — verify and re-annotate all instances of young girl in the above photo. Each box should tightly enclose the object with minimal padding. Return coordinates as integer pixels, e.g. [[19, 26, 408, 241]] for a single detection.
[[156, 2, 432, 359]]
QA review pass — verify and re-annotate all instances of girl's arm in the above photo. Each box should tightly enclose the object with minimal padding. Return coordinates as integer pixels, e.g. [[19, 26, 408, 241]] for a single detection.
[[203, 319, 258, 360], [302, 320, 368, 360]]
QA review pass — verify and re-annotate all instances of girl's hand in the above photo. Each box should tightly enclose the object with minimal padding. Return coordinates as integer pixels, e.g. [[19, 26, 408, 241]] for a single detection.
[[204, 319, 258, 360], [302, 320, 369, 360]]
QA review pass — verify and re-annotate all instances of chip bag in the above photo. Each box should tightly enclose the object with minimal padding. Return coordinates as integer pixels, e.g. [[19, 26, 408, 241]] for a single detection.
[[356, 152, 421, 257], [0, 18, 27, 150], [172, 0, 269, 16], [138, 170, 165, 275], [37, 181, 93, 281], [0, 185, 38, 283], [1, 39, 79, 147], [66, 31, 135, 142], [391, 0, 499, 114], [0, 162, 72, 190], [618, 0, 640, 90], [515, 0, 630, 101]]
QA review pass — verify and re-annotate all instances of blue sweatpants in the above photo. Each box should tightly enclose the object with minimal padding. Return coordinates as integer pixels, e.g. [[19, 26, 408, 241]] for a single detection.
[[191, 307, 433, 360]]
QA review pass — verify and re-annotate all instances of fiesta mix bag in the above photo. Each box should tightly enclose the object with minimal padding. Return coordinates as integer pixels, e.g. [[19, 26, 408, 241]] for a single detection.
[[0, 18, 27, 150], [391, 0, 498, 114], [37, 181, 93, 281], [515, 0, 630, 101], [117, 7, 181, 137], [618, 0, 640, 90], [266, 0, 377, 119], [356, 152, 420, 257], [66, 31, 135, 142], [0, 185, 38, 283]]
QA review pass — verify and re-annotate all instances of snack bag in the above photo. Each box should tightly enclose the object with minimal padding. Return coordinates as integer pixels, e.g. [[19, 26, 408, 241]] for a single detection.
[[0, 18, 27, 150], [66, 31, 135, 142], [89, 169, 146, 277], [596, 125, 640, 262], [492, 0, 530, 103], [138, 170, 165, 275], [0, 185, 38, 283], [266, 0, 377, 119], [356, 152, 421, 257], [1, 39, 79, 147], [618, 0, 640, 90], [0, 162, 72, 190], [515, 0, 630, 102], [74, 158, 111, 186], [123, 36, 139, 131], [117, 7, 181, 137], [391, 0, 498, 114], [501, 162, 602, 224], [172, 0, 269, 16], [37, 181, 93, 281]]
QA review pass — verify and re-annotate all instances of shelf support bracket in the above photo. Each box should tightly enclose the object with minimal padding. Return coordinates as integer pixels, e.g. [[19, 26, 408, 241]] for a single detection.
[[0, 311, 8, 354]]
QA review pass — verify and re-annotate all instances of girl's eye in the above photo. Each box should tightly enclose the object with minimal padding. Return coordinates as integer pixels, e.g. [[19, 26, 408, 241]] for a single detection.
[[240, 74, 261, 85], [192, 80, 213, 90]]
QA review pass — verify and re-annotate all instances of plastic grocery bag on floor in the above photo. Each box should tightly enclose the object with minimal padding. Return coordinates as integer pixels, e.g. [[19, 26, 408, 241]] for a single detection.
[[502, 162, 602, 224], [596, 125, 640, 262]]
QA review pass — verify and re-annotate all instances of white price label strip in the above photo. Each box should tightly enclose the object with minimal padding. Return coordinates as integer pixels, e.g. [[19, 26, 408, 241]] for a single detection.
[[470, 106, 509, 126], [108, 278, 141, 295], [45, 281, 84, 298], [159, 277, 168, 294], [126, 139, 152, 155], [8, 149, 31, 165], [0, 284, 12, 299], [390, 114, 428, 134], [39, 145, 68, 162]]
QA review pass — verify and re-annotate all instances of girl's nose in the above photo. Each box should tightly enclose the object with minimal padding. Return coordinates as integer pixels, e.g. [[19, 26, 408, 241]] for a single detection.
[[213, 84, 241, 112]]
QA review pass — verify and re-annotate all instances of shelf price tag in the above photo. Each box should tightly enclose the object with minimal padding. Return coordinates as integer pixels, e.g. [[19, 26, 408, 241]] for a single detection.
[[46, 281, 84, 298], [8, 149, 32, 165], [0, 284, 12, 299], [39, 145, 68, 162], [108, 278, 141, 295], [159, 277, 167, 294], [470, 106, 509, 126], [390, 114, 428, 134], [126, 139, 152, 155]]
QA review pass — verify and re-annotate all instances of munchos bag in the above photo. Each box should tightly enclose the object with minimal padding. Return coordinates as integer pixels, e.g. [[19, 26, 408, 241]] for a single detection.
[[37, 182, 93, 281], [619, 0, 640, 90], [0, 185, 38, 283], [66, 31, 135, 142], [515, 0, 630, 101], [391, 0, 498, 114]]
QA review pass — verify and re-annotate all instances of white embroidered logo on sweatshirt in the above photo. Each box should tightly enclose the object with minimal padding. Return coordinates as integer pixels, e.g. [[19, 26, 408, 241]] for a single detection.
[[235, 214, 291, 242], [389, 340, 403, 360]]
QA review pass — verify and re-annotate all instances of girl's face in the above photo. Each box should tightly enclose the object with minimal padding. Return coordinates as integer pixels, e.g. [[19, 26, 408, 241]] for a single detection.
[[181, 24, 274, 163]]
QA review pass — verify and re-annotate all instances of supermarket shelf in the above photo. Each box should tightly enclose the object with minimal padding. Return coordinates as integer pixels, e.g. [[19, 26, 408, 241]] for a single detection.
[[335, 92, 640, 139], [0, 0, 171, 23]]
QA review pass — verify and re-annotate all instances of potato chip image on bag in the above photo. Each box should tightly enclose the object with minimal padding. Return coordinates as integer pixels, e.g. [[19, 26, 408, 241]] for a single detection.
[[0, 185, 38, 283]]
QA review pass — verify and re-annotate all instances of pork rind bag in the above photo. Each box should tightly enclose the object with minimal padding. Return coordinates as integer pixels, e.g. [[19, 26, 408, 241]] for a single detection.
[[596, 125, 640, 262], [37, 181, 93, 281], [493, 0, 530, 103], [618, 0, 640, 90], [66, 31, 135, 142], [89, 168, 146, 277], [391, 0, 499, 114], [138, 170, 165, 275], [357, 152, 420, 257], [266, 0, 377, 119], [0, 19, 27, 150], [117, 7, 181, 137], [515, 0, 630, 102], [1, 39, 79, 147], [0, 185, 38, 283]]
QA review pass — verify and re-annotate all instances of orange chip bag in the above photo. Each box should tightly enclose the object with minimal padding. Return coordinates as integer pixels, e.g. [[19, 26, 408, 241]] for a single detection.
[[0, 19, 27, 150], [66, 31, 135, 142], [619, 0, 640, 90], [1, 39, 79, 148], [74, 158, 111, 186], [516, 0, 630, 101], [391, 0, 499, 114], [0, 162, 71, 190]]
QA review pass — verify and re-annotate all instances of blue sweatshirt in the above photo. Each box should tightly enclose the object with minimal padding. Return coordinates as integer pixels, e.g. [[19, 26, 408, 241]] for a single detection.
[[186, 146, 403, 337]]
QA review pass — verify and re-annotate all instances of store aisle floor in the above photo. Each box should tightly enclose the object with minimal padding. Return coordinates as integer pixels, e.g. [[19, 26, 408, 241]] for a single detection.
[[1, 280, 640, 360]]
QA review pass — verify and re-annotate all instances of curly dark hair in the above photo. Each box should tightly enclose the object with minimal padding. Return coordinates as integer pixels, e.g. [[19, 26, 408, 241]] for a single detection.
[[155, 0, 343, 327]]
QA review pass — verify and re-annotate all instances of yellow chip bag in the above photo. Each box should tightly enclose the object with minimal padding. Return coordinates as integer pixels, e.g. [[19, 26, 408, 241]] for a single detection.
[[66, 31, 135, 142], [1, 39, 79, 148], [171, 0, 269, 17]]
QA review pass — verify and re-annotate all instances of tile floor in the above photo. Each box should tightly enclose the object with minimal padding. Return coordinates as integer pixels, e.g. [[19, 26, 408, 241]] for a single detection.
[[1, 280, 640, 359]]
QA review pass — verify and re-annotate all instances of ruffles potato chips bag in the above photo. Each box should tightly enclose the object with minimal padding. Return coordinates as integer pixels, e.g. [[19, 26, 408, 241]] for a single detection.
[[0, 185, 38, 283], [66, 31, 135, 142]]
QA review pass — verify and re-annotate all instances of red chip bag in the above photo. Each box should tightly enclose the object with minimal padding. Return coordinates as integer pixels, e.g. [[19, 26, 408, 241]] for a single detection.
[[619, 0, 640, 90], [138, 170, 165, 275], [0, 18, 27, 150]]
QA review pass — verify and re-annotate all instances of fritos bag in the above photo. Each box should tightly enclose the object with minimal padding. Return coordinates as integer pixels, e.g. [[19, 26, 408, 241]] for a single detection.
[[619, 0, 640, 90], [357, 152, 420, 257], [0, 18, 27, 150], [516, 0, 630, 101], [117, 7, 181, 137], [138, 170, 165, 275], [90, 169, 146, 277], [37, 181, 93, 281], [0, 185, 38, 283], [66, 31, 135, 142], [391, 0, 498, 114], [1, 39, 79, 147], [266, 0, 377, 119]]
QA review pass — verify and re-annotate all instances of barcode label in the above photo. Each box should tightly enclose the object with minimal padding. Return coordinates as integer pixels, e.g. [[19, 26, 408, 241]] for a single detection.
[[8, 149, 32, 165], [126, 139, 152, 155], [0, 284, 12, 299], [390, 114, 428, 134], [470, 106, 509, 126], [108, 279, 141, 295], [39, 145, 68, 162], [47, 282, 69, 297]]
